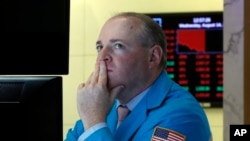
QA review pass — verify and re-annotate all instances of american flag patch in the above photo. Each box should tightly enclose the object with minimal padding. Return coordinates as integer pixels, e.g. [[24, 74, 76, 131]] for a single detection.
[[151, 127, 186, 141]]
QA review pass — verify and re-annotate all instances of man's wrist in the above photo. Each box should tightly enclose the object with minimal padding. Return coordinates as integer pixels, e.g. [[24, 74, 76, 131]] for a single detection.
[[82, 118, 106, 130], [78, 122, 107, 141]]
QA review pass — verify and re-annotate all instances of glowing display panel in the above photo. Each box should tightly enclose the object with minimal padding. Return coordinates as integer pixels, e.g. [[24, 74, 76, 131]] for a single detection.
[[146, 12, 223, 107]]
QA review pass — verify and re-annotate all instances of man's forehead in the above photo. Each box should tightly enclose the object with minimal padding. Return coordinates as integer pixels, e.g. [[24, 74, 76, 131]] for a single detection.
[[105, 16, 141, 28], [97, 16, 141, 44]]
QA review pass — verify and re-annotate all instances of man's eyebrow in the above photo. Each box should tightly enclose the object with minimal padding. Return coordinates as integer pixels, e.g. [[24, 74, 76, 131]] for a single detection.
[[110, 39, 123, 43], [96, 41, 101, 44], [96, 39, 123, 45]]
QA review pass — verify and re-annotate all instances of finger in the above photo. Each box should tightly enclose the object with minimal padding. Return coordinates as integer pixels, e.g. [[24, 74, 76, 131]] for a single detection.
[[86, 72, 94, 85], [110, 85, 124, 101], [91, 61, 100, 84], [77, 83, 85, 89], [98, 60, 107, 86]]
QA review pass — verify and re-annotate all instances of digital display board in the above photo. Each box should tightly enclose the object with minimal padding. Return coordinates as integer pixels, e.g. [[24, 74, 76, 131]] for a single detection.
[[146, 12, 223, 107]]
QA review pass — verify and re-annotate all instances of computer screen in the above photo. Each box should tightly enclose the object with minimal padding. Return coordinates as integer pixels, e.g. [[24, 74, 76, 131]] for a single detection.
[[146, 12, 223, 107], [0, 76, 63, 141], [1, 0, 70, 75]]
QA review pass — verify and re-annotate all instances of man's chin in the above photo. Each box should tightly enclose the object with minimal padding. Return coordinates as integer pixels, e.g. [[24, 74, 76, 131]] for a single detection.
[[108, 83, 125, 90]]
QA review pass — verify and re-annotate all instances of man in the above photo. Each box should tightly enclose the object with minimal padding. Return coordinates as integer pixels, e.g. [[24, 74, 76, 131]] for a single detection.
[[65, 12, 212, 141]]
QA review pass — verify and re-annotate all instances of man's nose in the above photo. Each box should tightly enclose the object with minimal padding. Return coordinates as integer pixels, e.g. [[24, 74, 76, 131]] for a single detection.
[[98, 47, 112, 62]]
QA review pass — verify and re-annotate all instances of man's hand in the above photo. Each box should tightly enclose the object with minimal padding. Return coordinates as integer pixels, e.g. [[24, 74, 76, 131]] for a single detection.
[[76, 60, 124, 130]]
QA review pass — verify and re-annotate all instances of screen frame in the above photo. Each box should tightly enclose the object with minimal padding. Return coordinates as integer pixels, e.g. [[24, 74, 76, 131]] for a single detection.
[[0, 76, 63, 141]]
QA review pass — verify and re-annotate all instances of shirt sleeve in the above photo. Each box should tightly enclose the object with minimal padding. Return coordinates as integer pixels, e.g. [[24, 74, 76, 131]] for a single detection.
[[77, 122, 107, 141]]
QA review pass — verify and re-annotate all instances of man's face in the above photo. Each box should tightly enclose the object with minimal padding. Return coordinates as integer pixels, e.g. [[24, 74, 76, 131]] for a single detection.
[[96, 17, 151, 91]]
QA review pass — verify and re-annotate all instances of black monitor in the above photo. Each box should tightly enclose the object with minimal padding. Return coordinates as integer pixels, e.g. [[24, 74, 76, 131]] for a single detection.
[[145, 12, 223, 107], [0, 76, 63, 141], [1, 0, 70, 75]]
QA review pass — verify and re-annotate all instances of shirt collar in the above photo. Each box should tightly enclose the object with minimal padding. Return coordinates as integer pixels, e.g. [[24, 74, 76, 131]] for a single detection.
[[116, 87, 150, 111]]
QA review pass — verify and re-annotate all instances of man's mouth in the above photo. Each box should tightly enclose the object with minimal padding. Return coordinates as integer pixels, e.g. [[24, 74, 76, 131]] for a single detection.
[[107, 69, 113, 72]]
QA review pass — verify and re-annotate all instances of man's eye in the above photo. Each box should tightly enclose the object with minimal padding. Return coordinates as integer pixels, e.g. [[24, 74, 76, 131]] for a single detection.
[[96, 45, 103, 52], [114, 43, 123, 49]]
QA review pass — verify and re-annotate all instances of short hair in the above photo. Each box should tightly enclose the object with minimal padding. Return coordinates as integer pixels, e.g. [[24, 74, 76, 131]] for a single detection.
[[111, 12, 167, 69]]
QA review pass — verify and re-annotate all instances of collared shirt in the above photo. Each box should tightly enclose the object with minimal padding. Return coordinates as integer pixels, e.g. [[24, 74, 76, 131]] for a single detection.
[[116, 87, 149, 111], [78, 87, 150, 141]]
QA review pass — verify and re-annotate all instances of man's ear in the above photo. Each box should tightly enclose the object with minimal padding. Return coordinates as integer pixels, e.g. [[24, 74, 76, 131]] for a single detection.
[[149, 45, 163, 68]]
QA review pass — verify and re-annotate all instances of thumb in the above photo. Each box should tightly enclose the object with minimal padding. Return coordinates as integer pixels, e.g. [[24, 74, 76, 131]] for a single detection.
[[110, 85, 124, 101]]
